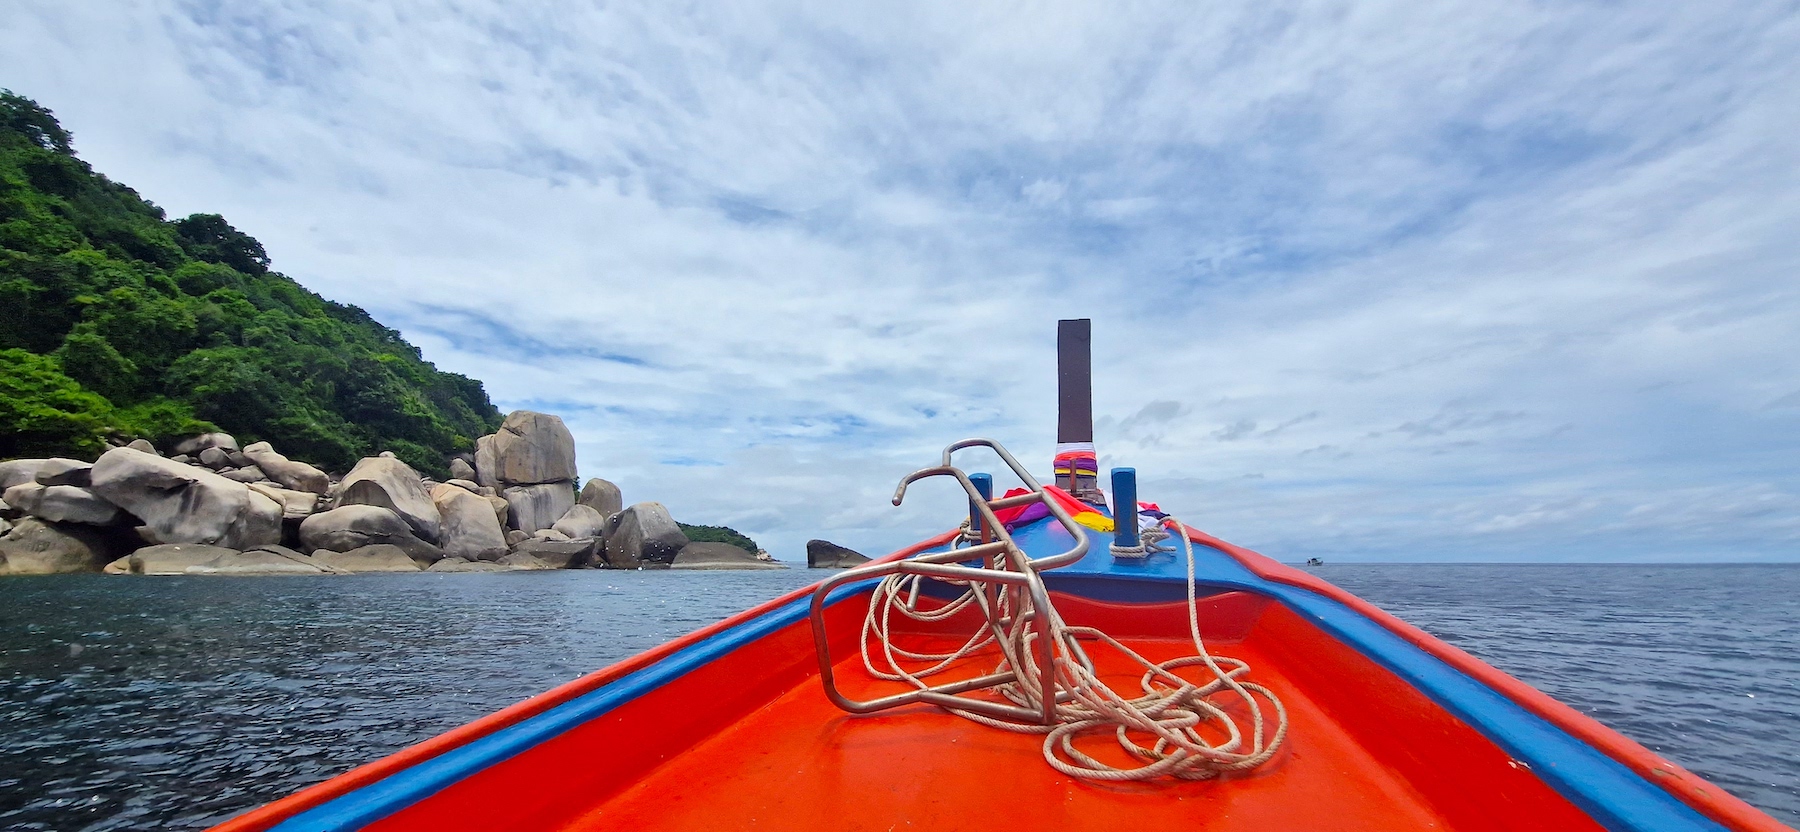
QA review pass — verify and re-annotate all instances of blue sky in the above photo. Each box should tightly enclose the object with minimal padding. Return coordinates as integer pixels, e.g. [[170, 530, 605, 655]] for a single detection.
[[4, 2, 1798, 561]]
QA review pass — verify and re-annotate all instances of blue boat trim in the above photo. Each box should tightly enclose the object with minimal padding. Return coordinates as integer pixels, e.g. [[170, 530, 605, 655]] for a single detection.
[[267, 577, 886, 832], [272, 523, 1728, 832], [1012, 519, 1728, 832]]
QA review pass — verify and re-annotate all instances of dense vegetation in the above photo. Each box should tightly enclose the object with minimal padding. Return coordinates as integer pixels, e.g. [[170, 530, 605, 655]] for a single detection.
[[0, 91, 500, 475], [677, 523, 761, 554]]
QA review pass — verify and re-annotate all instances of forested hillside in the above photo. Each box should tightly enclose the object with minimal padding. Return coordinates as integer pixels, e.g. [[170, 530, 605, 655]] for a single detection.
[[0, 91, 499, 475]]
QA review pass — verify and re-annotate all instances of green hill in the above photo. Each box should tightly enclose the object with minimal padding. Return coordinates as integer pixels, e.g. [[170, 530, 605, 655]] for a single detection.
[[0, 90, 500, 475]]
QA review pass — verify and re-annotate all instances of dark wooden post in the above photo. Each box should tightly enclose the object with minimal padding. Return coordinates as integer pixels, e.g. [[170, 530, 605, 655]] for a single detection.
[[1056, 319, 1099, 499]]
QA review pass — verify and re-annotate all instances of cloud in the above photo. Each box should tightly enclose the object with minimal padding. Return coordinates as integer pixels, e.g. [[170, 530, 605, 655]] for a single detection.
[[4, 1, 1799, 560]]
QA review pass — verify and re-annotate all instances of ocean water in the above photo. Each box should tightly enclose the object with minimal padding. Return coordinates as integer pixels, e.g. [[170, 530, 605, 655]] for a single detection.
[[0, 564, 1794, 830]]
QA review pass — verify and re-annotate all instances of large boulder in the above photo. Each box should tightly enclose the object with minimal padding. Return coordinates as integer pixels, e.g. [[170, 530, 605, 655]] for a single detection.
[[220, 468, 270, 483], [34, 459, 93, 487], [89, 448, 283, 549], [602, 502, 689, 569], [240, 441, 330, 495], [448, 458, 477, 482], [429, 483, 509, 561], [0, 518, 125, 574], [551, 504, 606, 540], [311, 544, 422, 573], [198, 447, 233, 470], [807, 539, 872, 569], [1, 459, 63, 491], [672, 542, 787, 570], [473, 434, 501, 490], [509, 537, 596, 568], [125, 439, 158, 455], [497, 551, 555, 570], [503, 483, 576, 534], [248, 485, 322, 520], [2, 482, 125, 525], [490, 411, 578, 485], [297, 505, 441, 564], [577, 478, 623, 517], [173, 433, 238, 456], [187, 549, 334, 575], [338, 456, 441, 543], [103, 543, 240, 575]]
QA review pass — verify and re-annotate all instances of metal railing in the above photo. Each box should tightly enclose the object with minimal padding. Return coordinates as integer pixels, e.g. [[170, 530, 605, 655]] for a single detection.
[[808, 438, 1091, 725]]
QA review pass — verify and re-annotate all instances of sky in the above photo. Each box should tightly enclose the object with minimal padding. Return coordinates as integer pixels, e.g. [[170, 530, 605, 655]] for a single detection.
[[3, 2, 1798, 562]]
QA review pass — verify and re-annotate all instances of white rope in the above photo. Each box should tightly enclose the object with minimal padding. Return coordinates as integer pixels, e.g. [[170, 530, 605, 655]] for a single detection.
[[858, 517, 1289, 782]]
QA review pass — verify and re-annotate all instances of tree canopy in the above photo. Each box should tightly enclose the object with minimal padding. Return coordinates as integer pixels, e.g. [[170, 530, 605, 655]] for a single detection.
[[0, 90, 501, 474]]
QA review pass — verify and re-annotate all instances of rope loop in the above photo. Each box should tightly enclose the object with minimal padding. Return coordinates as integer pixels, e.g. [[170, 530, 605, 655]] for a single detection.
[[859, 515, 1289, 782]]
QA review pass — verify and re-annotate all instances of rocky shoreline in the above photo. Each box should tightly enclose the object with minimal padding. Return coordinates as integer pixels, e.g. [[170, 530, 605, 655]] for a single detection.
[[0, 410, 832, 576]]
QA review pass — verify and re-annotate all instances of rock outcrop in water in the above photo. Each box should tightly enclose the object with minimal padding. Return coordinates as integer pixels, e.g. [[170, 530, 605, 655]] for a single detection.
[[807, 539, 872, 568], [0, 409, 785, 574]]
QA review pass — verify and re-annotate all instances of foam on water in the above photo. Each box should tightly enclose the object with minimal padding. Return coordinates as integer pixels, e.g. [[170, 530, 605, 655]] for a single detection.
[[0, 565, 1794, 829]]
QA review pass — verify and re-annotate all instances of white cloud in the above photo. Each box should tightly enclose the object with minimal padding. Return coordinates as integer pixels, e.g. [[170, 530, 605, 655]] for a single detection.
[[3, 0, 1798, 560]]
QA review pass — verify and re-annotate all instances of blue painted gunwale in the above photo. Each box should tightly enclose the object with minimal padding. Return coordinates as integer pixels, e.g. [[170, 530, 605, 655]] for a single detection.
[[268, 521, 1726, 832]]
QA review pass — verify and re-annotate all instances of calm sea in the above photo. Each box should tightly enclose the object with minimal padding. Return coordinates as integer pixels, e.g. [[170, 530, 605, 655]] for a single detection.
[[0, 564, 1795, 830]]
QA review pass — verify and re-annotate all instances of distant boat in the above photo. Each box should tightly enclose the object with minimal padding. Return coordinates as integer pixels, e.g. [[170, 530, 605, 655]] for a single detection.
[[1306, 557, 1324, 566], [214, 322, 1785, 832]]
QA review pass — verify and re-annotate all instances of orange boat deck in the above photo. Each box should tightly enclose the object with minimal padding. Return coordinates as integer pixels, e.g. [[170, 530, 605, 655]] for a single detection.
[[584, 636, 1452, 831], [358, 592, 1605, 832]]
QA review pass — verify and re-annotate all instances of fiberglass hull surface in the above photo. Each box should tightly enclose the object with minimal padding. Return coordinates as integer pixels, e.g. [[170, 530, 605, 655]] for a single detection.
[[215, 525, 1788, 832]]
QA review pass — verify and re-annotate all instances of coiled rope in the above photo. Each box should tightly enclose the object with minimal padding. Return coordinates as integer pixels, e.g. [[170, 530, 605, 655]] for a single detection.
[[860, 517, 1289, 781]]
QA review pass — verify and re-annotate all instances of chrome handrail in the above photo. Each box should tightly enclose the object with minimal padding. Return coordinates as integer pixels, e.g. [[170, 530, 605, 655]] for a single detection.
[[810, 438, 1091, 725]]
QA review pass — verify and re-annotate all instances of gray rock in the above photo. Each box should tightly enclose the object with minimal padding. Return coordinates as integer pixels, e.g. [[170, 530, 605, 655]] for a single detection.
[[486, 495, 509, 525], [807, 539, 872, 568], [428, 556, 508, 573], [509, 538, 596, 568], [490, 411, 578, 485], [577, 478, 623, 517], [0, 459, 55, 490], [497, 551, 554, 570], [126, 439, 158, 455], [338, 456, 441, 543], [505, 529, 530, 547], [226, 450, 254, 468], [103, 543, 241, 575], [173, 433, 238, 456], [673, 541, 788, 570], [445, 478, 481, 493], [34, 459, 93, 487], [198, 447, 233, 470], [429, 483, 509, 561], [240, 441, 330, 494], [297, 505, 442, 564], [186, 549, 333, 575], [473, 434, 500, 490], [377, 450, 397, 459], [247, 485, 321, 520], [603, 502, 689, 568], [448, 458, 477, 482], [90, 448, 282, 549], [170, 454, 194, 464], [220, 467, 271, 483], [531, 528, 572, 542], [0, 516, 11, 537], [311, 544, 422, 573], [0, 518, 124, 574], [503, 482, 576, 534], [2, 482, 125, 525], [552, 504, 606, 540], [247, 543, 311, 560]]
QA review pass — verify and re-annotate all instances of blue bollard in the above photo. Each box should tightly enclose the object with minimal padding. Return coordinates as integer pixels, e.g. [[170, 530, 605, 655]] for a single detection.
[[1111, 468, 1138, 550], [969, 473, 994, 541]]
